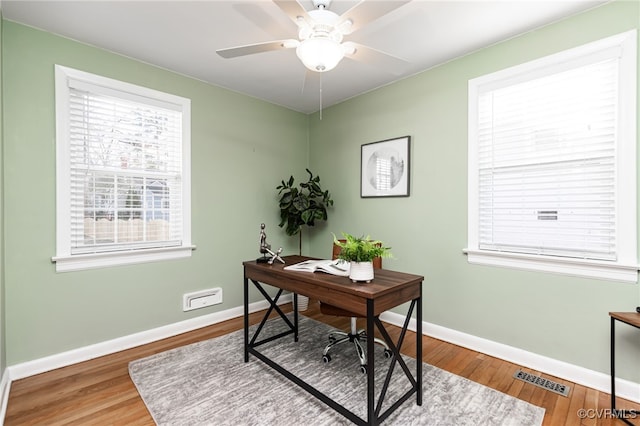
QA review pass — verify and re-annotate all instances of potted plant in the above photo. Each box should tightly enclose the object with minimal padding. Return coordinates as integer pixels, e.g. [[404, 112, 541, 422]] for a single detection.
[[333, 233, 392, 283], [277, 169, 333, 310]]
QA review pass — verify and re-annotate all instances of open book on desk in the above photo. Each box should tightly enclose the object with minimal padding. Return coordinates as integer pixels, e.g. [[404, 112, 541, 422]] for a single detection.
[[283, 259, 350, 277]]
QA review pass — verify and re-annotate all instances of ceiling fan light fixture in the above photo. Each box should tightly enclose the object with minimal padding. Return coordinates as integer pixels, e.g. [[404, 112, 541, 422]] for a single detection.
[[336, 18, 353, 34], [298, 25, 312, 40], [296, 37, 344, 72]]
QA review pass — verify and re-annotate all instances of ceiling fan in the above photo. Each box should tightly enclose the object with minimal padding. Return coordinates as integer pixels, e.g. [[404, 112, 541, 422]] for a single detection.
[[216, 0, 411, 74]]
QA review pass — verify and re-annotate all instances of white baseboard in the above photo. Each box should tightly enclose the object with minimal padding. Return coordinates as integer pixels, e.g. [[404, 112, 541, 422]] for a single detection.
[[379, 311, 640, 404], [0, 368, 11, 426], [8, 296, 292, 381], [5, 296, 638, 409]]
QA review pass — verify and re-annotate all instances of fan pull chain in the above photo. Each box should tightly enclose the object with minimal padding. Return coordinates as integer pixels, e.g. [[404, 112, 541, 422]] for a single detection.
[[319, 72, 323, 120]]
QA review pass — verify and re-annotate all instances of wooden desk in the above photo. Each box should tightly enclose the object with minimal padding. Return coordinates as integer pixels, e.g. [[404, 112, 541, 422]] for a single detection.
[[609, 312, 640, 425], [243, 255, 424, 426]]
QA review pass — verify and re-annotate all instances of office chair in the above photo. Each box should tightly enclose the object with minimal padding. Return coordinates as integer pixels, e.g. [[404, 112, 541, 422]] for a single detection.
[[320, 241, 392, 373]]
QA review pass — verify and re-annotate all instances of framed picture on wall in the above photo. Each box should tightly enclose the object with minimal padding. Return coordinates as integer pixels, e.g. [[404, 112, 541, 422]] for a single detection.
[[361, 136, 410, 198]]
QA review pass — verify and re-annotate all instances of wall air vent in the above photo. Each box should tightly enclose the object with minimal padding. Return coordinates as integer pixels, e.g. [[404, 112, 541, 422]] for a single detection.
[[183, 288, 222, 312]]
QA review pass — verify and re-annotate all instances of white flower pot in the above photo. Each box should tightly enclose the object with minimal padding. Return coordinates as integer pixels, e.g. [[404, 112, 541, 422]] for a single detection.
[[349, 261, 374, 283]]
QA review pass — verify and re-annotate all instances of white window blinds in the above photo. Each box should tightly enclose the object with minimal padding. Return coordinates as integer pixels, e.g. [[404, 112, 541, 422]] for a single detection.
[[54, 65, 192, 271], [476, 56, 619, 261], [68, 83, 184, 254]]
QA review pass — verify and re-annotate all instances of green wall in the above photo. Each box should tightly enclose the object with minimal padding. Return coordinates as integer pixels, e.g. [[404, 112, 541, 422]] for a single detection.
[[307, 0, 640, 383], [1, 10, 6, 377], [2, 20, 308, 364]]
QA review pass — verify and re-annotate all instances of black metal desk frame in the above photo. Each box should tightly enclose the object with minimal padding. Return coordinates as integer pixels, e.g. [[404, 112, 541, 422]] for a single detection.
[[243, 264, 422, 426], [610, 312, 640, 425]]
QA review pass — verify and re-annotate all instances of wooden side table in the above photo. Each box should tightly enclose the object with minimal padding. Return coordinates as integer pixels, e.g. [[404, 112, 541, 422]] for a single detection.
[[610, 312, 640, 425]]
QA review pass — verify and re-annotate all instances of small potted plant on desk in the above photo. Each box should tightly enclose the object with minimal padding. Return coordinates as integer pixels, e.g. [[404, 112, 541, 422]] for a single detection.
[[333, 233, 392, 283]]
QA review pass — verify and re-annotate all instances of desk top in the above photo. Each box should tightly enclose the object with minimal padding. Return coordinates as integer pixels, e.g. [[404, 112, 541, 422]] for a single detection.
[[244, 255, 424, 316], [610, 312, 640, 328]]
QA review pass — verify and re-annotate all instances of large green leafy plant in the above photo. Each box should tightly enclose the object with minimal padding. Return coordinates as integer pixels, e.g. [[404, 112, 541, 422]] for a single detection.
[[277, 169, 333, 254], [333, 233, 392, 263]]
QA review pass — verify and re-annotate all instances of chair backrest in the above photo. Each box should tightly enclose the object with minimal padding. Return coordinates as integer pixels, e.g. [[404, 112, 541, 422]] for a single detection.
[[332, 239, 382, 269]]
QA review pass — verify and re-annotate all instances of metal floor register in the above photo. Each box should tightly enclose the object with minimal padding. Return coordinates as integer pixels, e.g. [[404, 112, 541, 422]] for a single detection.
[[513, 370, 571, 397]]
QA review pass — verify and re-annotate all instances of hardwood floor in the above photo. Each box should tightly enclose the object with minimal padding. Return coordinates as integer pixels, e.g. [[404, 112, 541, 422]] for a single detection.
[[5, 299, 639, 425]]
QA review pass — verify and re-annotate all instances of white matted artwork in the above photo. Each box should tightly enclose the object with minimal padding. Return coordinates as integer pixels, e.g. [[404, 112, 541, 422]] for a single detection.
[[361, 136, 410, 198]]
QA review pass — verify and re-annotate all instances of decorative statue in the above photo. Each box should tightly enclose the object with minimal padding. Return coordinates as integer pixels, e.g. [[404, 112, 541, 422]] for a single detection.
[[259, 223, 270, 254], [257, 223, 284, 264]]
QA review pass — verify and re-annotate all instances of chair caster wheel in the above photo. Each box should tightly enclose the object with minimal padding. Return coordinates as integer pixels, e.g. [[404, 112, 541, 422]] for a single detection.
[[383, 349, 393, 359], [322, 355, 331, 363], [359, 365, 367, 374]]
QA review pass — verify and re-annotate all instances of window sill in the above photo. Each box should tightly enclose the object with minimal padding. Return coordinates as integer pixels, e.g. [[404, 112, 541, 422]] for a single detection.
[[52, 245, 196, 272], [463, 248, 639, 283]]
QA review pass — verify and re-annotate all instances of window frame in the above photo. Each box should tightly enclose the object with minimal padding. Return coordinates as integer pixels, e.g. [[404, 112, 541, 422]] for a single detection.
[[466, 30, 638, 283], [53, 65, 193, 272]]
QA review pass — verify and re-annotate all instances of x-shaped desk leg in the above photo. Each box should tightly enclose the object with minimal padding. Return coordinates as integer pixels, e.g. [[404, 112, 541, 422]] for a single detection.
[[365, 299, 421, 424], [244, 277, 298, 362]]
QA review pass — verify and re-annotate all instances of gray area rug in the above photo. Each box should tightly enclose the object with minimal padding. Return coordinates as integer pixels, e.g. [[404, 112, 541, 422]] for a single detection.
[[129, 315, 544, 425]]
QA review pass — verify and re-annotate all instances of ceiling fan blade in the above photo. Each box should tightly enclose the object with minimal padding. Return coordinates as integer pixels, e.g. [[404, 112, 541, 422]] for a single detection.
[[338, 0, 411, 35], [216, 39, 298, 59], [273, 0, 311, 27], [343, 42, 409, 75], [234, 2, 297, 38]]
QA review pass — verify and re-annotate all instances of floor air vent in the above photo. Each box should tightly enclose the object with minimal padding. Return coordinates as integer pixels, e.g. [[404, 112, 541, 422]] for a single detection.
[[513, 370, 570, 397]]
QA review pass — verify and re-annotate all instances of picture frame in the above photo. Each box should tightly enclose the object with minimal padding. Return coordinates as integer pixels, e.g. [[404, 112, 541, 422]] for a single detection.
[[361, 136, 410, 198]]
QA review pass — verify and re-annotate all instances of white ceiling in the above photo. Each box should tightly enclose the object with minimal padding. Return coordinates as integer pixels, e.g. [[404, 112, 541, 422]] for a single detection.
[[2, 0, 607, 114]]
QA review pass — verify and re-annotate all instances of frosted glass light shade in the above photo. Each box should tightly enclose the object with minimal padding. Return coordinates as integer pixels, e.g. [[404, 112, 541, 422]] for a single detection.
[[296, 38, 344, 72]]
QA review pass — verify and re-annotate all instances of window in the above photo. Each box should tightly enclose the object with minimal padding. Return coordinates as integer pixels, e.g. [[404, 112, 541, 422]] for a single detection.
[[466, 30, 637, 282], [53, 66, 192, 272]]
